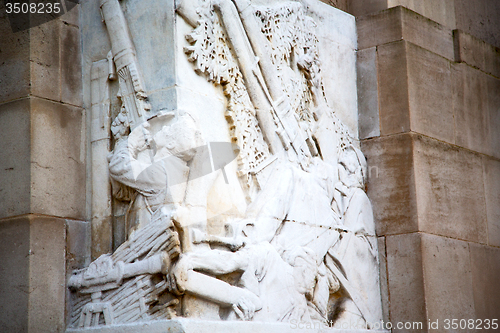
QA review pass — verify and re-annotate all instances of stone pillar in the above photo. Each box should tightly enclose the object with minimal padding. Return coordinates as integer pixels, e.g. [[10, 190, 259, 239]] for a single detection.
[[0, 4, 88, 333], [354, 4, 500, 331]]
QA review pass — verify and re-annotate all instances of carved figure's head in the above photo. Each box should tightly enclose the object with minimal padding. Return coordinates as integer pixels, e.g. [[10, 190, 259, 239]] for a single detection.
[[154, 113, 204, 162]]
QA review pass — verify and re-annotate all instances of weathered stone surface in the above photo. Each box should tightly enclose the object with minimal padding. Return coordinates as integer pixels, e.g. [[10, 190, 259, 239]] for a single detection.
[[386, 233, 426, 331], [420, 234, 475, 323], [30, 97, 86, 220], [357, 7, 402, 51], [0, 12, 30, 103], [347, 0, 388, 17], [0, 215, 66, 333], [470, 243, 500, 320], [66, 219, 91, 272], [407, 42, 454, 144], [455, 0, 500, 49], [61, 22, 83, 106], [28, 216, 66, 333], [0, 99, 31, 219], [361, 133, 417, 235], [357, 7, 454, 61], [30, 20, 61, 102], [91, 216, 113, 261], [485, 73, 500, 159], [454, 30, 500, 79], [483, 157, 500, 247], [377, 41, 410, 135], [453, 63, 494, 157], [413, 135, 487, 243], [357, 47, 380, 139], [387, 0, 456, 30], [377, 236, 390, 323], [0, 217, 30, 332], [61, 3, 80, 27]]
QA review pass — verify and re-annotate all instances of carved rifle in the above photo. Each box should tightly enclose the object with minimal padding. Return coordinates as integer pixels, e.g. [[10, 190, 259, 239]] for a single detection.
[[100, 0, 152, 131], [211, 0, 318, 169]]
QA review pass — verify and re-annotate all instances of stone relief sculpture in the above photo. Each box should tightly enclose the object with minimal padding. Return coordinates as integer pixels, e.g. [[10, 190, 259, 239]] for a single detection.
[[69, 0, 383, 329]]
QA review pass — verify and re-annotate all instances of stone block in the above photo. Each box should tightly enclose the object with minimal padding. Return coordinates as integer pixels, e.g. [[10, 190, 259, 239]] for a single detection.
[[413, 135, 487, 243], [420, 234, 475, 323], [357, 47, 380, 139], [0, 99, 31, 219], [386, 233, 426, 331], [483, 157, 500, 247], [61, 3, 80, 27], [30, 60, 61, 102], [0, 15, 30, 103], [377, 41, 410, 135], [453, 63, 492, 156], [61, 22, 83, 106], [406, 42, 454, 144], [361, 133, 417, 235], [0, 217, 30, 332], [387, 0, 456, 31], [30, 97, 86, 220], [454, 29, 500, 78], [377, 237, 390, 323], [470, 243, 500, 320], [30, 19, 60, 68], [347, 0, 388, 17], [358, 7, 454, 61], [66, 219, 91, 272], [400, 7, 454, 61], [30, 19, 62, 102], [0, 215, 66, 333], [91, 216, 113, 260], [28, 216, 66, 333], [357, 7, 402, 51], [485, 74, 500, 159], [455, 0, 500, 49]]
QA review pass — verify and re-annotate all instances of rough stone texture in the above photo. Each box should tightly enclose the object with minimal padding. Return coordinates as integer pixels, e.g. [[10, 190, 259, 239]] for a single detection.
[[453, 63, 500, 159], [421, 234, 475, 323], [30, 97, 86, 220], [30, 19, 61, 102], [470, 243, 500, 320], [385, 233, 426, 331], [61, 22, 83, 106], [377, 237, 390, 323], [66, 220, 91, 272], [376, 41, 410, 135], [407, 43, 455, 144], [28, 216, 67, 333], [454, 30, 500, 78], [413, 135, 487, 243], [361, 134, 417, 236], [483, 157, 500, 247], [0, 99, 31, 219], [454, 0, 500, 49], [357, 47, 380, 139], [387, 0, 456, 30], [357, 7, 454, 61], [0, 217, 30, 332], [347, 0, 387, 17], [0, 10, 30, 104], [0, 215, 66, 333], [61, 3, 80, 27]]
